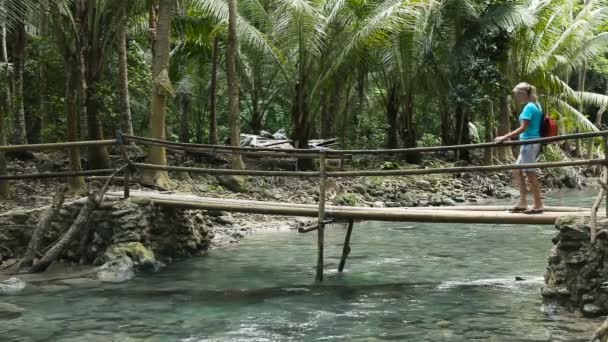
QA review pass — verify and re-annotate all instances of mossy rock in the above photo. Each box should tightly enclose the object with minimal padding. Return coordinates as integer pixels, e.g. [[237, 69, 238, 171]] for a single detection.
[[104, 242, 155, 266], [215, 175, 248, 193]]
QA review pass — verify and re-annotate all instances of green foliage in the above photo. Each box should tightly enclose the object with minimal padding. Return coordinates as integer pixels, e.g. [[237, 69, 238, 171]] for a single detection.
[[335, 193, 359, 206], [417, 133, 441, 147], [381, 161, 400, 170]]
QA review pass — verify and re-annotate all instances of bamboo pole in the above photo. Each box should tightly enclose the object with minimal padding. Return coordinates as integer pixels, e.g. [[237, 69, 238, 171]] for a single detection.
[[133, 162, 319, 177], [148, 198, 588, 225], [132, 159, 604, 179], [122, 131, 608, 156], [0, 169, 116, 180], [0, 139, 117, 152], [338, 220, 354, 272], [326, 159, 606, 178], [106, 191, 588, 214], [316, 153, 327, 282]]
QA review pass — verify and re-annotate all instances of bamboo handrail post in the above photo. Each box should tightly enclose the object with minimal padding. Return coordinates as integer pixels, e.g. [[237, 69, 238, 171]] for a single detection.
[[316, 152, 327, 282], [338, 220, 354, 272]]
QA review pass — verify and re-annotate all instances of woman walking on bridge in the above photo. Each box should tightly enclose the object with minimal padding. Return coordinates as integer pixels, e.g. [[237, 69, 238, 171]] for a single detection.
[[494, 82, 544, 214]]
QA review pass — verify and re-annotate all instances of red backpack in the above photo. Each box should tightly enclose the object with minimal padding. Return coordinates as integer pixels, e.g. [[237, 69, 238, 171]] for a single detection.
[[540, 112, 558, 137]]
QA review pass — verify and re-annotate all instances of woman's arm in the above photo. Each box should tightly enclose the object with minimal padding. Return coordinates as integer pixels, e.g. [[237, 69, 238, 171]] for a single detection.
[[494, 120, 530, 143]]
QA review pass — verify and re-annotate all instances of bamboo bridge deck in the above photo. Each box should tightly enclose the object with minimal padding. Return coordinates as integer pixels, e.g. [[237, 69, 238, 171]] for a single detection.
[[106, 190, 594, 225]]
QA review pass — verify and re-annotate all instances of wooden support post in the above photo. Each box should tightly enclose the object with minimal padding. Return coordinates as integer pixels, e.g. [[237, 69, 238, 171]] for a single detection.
[[316, 153, 327, 282], [338, 220, 354, 272]]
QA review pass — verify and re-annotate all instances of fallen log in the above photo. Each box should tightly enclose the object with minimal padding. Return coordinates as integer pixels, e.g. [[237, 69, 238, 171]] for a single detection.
[[18, 185, 68, 271]]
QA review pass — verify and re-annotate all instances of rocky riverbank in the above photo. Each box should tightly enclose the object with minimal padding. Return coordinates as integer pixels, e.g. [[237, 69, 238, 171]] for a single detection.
[[543, 216, 608, 317]]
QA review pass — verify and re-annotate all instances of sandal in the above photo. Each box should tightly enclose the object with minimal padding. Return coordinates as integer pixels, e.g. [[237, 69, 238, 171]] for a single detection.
[[508, 207, 527, 213], [523, 209, 544, 215]]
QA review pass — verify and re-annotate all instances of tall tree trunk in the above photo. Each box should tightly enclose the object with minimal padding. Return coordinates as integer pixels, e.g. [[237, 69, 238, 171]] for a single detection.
[[455, 103, 470, 161], [85, 77, 111, 169], [250, 100, 263, 135], [385, 85, 399, 149], [483, 100, 495, 165], [353, 69, 365, 147], [440, 103, 451, 146], [292, 82, 313, 170], [0, 25, 10, 198], [12, 21, 27, 144], [588, 78, 608, 160], [145, 0, 175, 188], [39, 0, 50, 140], [576, 66, 586, 158], [321, 81, 342, 139], [65, 56, 86, 193], [117, 4, 134, 137], [209, 36, 219, 145], [227, 0, 245, 169], [400, 90, 420, 163], [497, 95, 514, 162], [178, 92, 192, 142]]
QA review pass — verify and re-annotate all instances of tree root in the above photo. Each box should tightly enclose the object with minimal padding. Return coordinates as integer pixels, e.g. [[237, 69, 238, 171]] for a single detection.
[[590, 318, 608, 342]]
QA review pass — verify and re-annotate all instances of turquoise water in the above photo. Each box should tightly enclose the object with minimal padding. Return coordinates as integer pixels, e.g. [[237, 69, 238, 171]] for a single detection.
[[1, 189, 604, 341]]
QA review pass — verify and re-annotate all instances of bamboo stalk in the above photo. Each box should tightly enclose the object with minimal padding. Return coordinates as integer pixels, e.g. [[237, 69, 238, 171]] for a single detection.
[[133, 162, 319, 177], [148, 198, 588, 225], [316, 153, 327, 282], [123, 131, 608, 156], [107, 190, 588, 214], [0, 169, 116, 180], [338, 220, 354, 272], [132, 159, 605, 179], [327, 159, 606, 177], [0, 139, 117, 152]]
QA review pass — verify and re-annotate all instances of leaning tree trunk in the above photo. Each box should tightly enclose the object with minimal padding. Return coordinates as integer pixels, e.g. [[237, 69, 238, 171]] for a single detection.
[[12, 21, 27, 145], [117, 6, 134, 138], [209, 36, 219, 145], [227, 0, 245, 170], [292, 81, 313, 170], [39, 0, 50, 139], [144, 0, 175, 188]]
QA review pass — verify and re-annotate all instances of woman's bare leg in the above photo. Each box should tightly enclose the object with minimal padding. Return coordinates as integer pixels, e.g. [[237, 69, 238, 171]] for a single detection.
[[526, 171, 543, 210], [513, 169, 527, 208]]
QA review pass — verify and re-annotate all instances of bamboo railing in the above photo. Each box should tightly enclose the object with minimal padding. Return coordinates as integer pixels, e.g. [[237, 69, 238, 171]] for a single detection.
[[3, 131, 608, 281]]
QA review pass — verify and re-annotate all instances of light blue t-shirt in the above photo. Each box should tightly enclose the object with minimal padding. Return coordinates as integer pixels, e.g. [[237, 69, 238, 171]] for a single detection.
[[519, 102, 543, 140]]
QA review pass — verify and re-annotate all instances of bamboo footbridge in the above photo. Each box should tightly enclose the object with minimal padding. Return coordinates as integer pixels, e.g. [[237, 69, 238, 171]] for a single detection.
[[2, 130, 608, 280]]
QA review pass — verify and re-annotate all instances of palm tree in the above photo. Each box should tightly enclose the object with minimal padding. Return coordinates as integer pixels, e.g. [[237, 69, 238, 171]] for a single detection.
[[145, 0, 176, 187]]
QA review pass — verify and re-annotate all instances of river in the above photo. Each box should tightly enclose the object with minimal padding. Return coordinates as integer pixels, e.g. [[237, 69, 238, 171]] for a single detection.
[[1, 189, 604, 341]]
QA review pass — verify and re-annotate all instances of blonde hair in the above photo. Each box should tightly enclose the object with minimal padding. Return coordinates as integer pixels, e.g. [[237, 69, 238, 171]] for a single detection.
[[513, 82, 538, 102]]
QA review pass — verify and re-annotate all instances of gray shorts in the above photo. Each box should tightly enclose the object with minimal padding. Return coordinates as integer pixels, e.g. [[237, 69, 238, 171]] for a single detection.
[[516, 143, 541, 173]]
